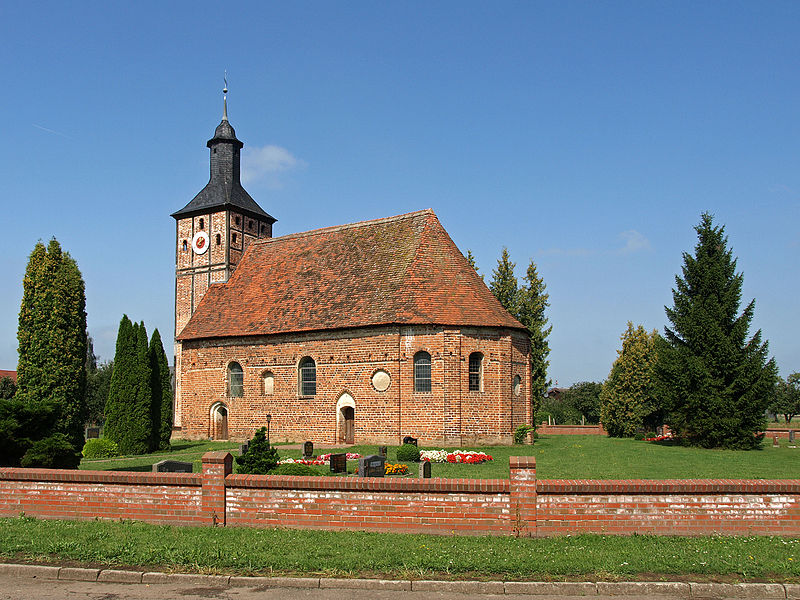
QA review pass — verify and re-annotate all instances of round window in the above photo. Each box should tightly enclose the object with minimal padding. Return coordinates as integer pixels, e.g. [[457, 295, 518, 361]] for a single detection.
[[371, 370, 391, 392]]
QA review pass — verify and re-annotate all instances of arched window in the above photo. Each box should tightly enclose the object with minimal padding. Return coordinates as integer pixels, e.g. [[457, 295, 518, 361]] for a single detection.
[[414, 351, 431, 393], [262, 371, 274, 395], [182, 240, 188, 252], [216, 233, 221, 245], [228, 362, 243, 397], [513, 374, 522, 397], [469, 352, 483, 392], [199, 218, 205, 230], [298, 357, 316, 396]]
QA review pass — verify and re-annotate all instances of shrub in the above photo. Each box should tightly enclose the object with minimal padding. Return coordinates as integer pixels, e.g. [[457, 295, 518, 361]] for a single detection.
[[513, 424, 534, 444], [20, 433, 81, 469], [271, 463, 321, 476], [396, 443, 420, 462], [235, 427, 279, 474], [81, 438, 119, 459], [634, 432, 645, 441]]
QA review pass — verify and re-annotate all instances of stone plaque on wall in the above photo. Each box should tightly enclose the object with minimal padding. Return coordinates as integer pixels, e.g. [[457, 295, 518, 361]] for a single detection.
[[371, 370, 391, 392]]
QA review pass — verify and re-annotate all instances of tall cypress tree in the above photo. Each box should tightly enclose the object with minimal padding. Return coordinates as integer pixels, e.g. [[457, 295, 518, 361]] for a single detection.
[[517, 260, 552, 412], [16, 239, 87, 451], [655, 213, 777, 449], [148, 328, 173, 451], [105, 316, 153, 455]]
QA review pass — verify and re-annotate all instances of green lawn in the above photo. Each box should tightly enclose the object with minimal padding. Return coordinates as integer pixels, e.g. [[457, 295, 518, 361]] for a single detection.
[[79, 435, 800, 480], [0, 517, 797, 581]]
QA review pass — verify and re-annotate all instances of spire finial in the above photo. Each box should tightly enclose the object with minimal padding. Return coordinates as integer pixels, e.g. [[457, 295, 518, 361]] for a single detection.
[[222, 71, 229, 121]]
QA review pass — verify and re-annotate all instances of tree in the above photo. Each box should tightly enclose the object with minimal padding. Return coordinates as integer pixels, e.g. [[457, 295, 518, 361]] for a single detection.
[[489, 248, 518, 316], [561, 381, 603, 424], [85, 361, 113, 425], [769, 373, 800, 424], [600, 322, 660, 437], [16, 239, 87, 452], [490, 249, 553, 427], [104, 316, 153, 455], [236, 427, 279, 474], [465, 249, 482, 279], [0, 377, 16, 400], [655, 213, 777, 449], [518, 260, 552, 408], [148, 328, 173, 450]]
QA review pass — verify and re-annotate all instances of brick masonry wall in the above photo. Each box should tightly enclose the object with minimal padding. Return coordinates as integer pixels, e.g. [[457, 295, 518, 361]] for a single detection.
[[537, 424, 608, 435], [2, 454, 799, 537], [176, 325, 530, 445], [0, 469, 204, 525]]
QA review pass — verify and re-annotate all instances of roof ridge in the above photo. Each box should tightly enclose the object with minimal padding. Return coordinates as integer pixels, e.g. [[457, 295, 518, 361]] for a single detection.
[[255, 209, 435, 245]]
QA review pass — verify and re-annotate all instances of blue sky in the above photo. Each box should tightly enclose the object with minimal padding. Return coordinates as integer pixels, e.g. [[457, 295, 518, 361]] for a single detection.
[[1, 1, 798, 385]]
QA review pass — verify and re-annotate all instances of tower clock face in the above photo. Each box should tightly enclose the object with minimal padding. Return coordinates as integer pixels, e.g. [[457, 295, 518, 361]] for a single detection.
[[192, 231, 209, 254]]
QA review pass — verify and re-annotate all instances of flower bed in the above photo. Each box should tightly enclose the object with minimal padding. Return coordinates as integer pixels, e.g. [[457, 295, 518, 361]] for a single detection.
[[384, 463, 409, 475], [419, 449, 493, 464], [644, 434, 673, 442], [278, 452, 362, 466]]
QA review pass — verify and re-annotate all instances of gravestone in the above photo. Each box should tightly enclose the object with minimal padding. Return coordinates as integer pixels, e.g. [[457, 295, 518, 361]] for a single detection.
[[358, 454, 386, 477], [419, 461, 431, 479], [329, 452, 347, 474], [378, 445, 387, 458], [239, 442, 249, 455], [85, 427, 100, 439], [153, 459, 193, 473], [789, 430, 796, 446], [303, 441, 314, 458], [402, 436, 418, 446], [773, 435, 779, 447]]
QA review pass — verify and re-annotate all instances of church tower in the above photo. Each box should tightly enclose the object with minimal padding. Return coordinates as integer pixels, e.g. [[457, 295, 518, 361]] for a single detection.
[[171, 86, 275, 431], [172, 86, 276, 339]]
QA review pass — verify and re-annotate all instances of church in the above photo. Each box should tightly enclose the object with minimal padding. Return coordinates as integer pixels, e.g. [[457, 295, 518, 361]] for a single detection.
[[171, 97, 532, 445]]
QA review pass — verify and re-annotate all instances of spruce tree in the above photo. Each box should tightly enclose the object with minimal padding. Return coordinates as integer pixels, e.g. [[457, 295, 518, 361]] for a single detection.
[[489, 247, 518, 315], [105, 316, 153, 455], [465, 249, 482, 279], [517, 260, 552, 413], [655, 213, 777, 449], [16, 239, 87, 452], [148, 328, 173, 451], [600, 322, 660, 437]]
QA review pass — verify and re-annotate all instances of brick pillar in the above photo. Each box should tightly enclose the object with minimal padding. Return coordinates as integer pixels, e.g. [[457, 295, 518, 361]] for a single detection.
[[509, 456, 537, 537], [201, 451, 232, 526]]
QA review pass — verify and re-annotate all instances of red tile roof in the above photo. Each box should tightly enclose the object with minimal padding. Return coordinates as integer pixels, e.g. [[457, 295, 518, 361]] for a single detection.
[[0, 370, 16, 382], [177, 209, 525, 341]]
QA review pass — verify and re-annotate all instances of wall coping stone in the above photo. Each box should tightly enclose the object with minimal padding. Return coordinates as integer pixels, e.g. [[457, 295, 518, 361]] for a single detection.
[[0, 468, 202, 487], [537, 478, 800, 494], [226, 474, 510, 494]]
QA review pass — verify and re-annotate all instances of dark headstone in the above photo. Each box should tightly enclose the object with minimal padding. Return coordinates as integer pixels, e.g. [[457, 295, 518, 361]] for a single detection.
[[789, 430, 796, 445], [153, 460, 193, 473], [239, 442, 249, 455], [85, 427, 100, 439], [402, 436, 418, 446], [329, 452, 347, 474], [358, 454, 386, 477], [378, 445, 387, 458], [419, 461, 431, 479], [303, 441, 314, 458]]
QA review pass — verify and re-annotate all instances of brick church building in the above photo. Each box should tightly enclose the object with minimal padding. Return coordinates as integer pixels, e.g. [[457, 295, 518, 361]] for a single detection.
[[171, 100, 532, 445]]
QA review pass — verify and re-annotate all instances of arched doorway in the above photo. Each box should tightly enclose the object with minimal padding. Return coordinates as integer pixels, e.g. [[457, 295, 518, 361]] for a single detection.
[[336, 393, 355, 444], [210, 403, 228, 440]]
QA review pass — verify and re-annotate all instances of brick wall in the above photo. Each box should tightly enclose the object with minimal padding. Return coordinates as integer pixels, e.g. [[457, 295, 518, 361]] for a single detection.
[[2, 454, 799, 537], [176, 325, 531, 446], [537, 424, 607, 435]]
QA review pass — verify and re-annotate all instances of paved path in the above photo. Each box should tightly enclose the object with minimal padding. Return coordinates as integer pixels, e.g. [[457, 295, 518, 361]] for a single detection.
[[0, 565, 797, 600]]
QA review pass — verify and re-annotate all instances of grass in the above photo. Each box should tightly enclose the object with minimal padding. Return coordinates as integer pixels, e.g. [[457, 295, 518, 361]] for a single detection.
[[0, 517, 797, 581], [79, 435, 800, 479]]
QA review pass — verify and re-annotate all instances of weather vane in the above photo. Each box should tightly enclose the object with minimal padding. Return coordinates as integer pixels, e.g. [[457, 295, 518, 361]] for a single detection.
[[222, 70, 228, 121]]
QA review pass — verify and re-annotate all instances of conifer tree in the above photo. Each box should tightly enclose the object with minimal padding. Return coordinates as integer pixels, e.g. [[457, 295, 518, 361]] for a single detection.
[[465, 249, 482, 279], [655, 213, 777, 449], [489, 247, 518, 315], [148, 328, 173, 451], [16, 239, 87, 451], [600, 322, 660, 437], [104, 316, 153, 455], [518, 260, 552, 410]]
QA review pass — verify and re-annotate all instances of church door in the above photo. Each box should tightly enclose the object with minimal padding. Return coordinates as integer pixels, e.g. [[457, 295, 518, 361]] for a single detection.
[[342, 406, 354, 444], [212, 404, 228, 440]]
